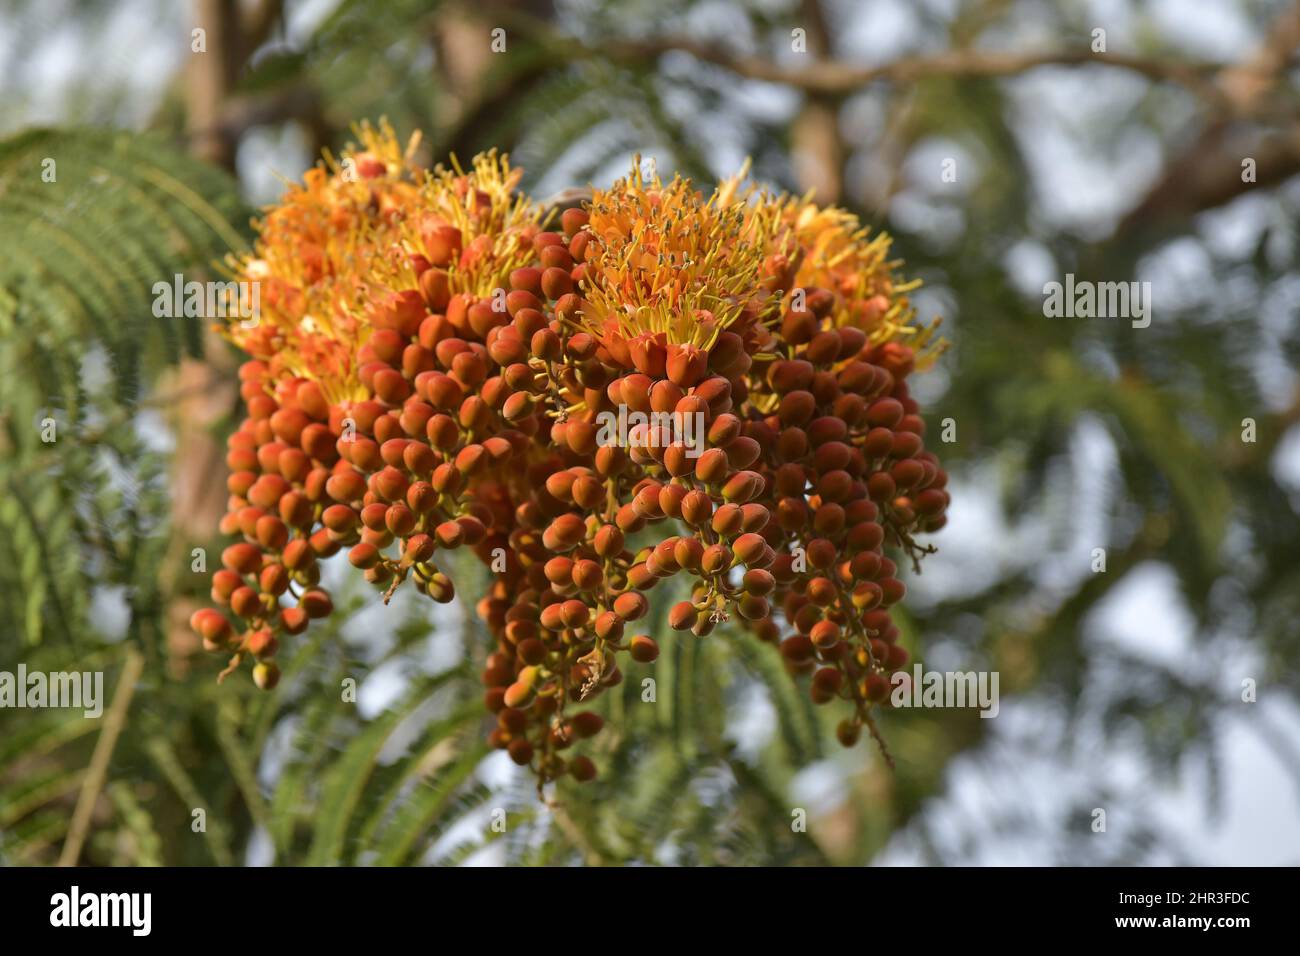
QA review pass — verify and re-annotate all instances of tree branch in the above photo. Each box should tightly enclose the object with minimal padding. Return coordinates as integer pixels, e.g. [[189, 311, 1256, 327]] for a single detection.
[[618, 43, 1226, 98], [58, 648, 146, 867], [1113, 0, 1300, 238], [1115, 123, 1300, 237], [481, 6, 1232, 101]]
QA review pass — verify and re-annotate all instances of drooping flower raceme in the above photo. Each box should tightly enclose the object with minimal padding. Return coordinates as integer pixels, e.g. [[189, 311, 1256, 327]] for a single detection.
[[191, 122, 949, 787]]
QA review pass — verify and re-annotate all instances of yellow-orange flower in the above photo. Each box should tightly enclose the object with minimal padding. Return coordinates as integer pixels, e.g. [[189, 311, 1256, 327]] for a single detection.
[[223, 125, 545, 406], [777, 196, 942, 364], [224, 120, 422, 404], [578, 159, 787, 352]]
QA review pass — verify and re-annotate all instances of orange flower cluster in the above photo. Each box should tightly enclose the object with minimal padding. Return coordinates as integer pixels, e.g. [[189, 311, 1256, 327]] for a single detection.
[[191, 122, 948, 786]]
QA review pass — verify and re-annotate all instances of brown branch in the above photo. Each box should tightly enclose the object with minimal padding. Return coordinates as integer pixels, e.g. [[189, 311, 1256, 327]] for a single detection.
[[203, 83, 331, 162], [790, 0, 844, 201], [476, 2, 1298, 232], [626, 43, 1224, 98], [1216, 0, 1300, 112], [58, 648, 146, 867], [478, 5, 1231, 100], [216, 84, 323, 139], [1115, 123, 1300, 236], [1113, 0, 1300, 238], [188, 0, 242, 170]]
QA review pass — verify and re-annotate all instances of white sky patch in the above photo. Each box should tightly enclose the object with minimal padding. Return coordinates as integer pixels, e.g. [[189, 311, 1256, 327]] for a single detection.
[[790, 759, 853, 820], [907, 456, 1065, 607], [237, 125, 314, 207], [1273, 425, 1300, 502], [87, 586, 131, 641], [1198, 193, 1275, 260], [1003, 239, 1059, 298], [1088, 561, 1196, 668], [1145, 0, 1257, 60], [724, 681, 776, 760], [875, 694, 1300, 865], [1136, 237, 1216, 314], [888, 192, 966, 248], [836, 0, 926, 59], [1154, 703, 1300, 866]]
